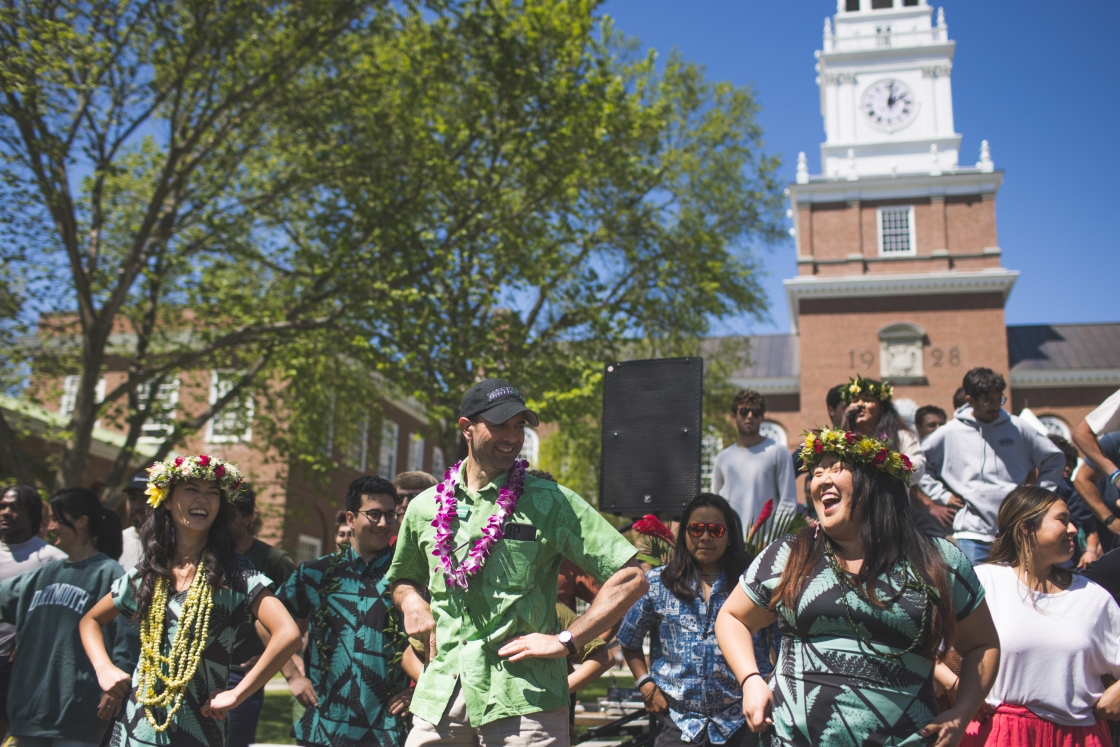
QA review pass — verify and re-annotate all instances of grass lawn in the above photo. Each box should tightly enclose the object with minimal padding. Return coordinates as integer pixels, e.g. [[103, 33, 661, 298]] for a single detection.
[[255, 672, 636, 744]]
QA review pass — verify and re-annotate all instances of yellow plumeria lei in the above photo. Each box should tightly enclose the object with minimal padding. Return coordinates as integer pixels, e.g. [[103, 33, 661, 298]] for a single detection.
[[145, 455, 245, 509], [801, 427, 914, 484], [839, 374, 894, 405], [136, 552, 215, 732]]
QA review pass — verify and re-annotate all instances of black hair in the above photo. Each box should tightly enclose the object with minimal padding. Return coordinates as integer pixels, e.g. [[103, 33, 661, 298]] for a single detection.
[[130, 480, 237, 624], [915, 405, 947, 428], [228, 484, 257, 517], [345, 475, 397, 513], [660, 493, 750, 602], [526, 469, 556, 482], [773, 461, 954, 657], [1, 485, 44, 536], [962, 367, 1006, 399], [732, 389, 767, 414], [826, 384, 844, 410], [334, 510, 348, 527], [952, 387, 968, 410], [843, 396, 913, 451], [48, 487, 123, 560], [1048, 434, 1079, 473]]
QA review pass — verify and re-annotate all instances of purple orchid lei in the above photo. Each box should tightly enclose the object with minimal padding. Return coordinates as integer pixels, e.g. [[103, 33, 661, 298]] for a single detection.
[[431, 458, 529, 589]]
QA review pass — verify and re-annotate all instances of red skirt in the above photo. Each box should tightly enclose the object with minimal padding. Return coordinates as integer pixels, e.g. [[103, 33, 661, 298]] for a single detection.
[[961, 703, 1112, 747]]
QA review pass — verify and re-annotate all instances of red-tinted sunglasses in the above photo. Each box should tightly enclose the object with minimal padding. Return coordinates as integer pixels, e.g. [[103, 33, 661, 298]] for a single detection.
[[686, 522, 727, 539]]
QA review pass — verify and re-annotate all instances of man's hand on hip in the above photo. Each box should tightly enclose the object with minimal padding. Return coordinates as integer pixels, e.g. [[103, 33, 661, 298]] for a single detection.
[[498, 633, 567, 661]]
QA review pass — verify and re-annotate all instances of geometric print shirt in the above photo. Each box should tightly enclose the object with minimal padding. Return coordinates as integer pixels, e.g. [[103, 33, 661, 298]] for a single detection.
[[277, 545, 409, 747], [618, 567, 778, 744]]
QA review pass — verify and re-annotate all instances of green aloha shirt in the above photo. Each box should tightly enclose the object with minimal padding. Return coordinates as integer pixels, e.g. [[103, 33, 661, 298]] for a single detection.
[[386, 467, 637, 727]]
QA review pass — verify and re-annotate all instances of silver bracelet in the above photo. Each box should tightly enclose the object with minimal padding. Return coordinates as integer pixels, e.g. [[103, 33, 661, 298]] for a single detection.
[[635, 673, 654, 690]]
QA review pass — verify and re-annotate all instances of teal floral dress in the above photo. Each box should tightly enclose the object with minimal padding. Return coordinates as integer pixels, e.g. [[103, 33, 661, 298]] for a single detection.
[[741, 535, 984, 746], [109, 555, 271, 747]]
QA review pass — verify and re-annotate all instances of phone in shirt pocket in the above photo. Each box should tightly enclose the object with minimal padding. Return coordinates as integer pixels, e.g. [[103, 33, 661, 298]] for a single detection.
[[502, 522, 537, 542]]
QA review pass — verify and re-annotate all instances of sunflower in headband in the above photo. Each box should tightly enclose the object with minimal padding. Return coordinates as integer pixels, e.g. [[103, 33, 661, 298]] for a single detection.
[[144, 455, 246, 509], [839, 373, 893, 406], [801, 428, 914, 484]]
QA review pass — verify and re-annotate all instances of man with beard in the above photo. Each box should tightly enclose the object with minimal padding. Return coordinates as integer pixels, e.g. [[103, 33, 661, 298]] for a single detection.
[[389, 379, 647, 747]]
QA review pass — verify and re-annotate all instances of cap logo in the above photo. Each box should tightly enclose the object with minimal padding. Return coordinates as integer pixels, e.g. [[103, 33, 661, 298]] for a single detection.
[[487, 386, 520, 402]]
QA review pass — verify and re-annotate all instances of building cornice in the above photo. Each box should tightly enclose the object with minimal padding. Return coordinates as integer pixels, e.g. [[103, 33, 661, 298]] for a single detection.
[[783, 269, 1019, 333], [791, 169, 1003, 203], [728, 376, 800, 396], [1009, 368, 1120, 390]]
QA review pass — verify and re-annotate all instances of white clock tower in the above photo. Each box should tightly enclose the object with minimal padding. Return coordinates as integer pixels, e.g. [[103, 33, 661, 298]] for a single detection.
[[806, 0, 991, 181]]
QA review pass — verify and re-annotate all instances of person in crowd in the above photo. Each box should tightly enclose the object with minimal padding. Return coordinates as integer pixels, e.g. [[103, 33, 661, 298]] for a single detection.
[[711, 390, 798, 534], [840, 375, 957, 538], [0, 485, 67, 736], [119, 471, 151, 572], [1072, 388, 1120, 490], [920, 367, 1065, 566], [389, 378, 647, 747], [953, 387, 968, 412], [621, 494, 763, 747], [826, 384, 847, 428], [916, 405, 948, 441], [393, 471, 438, 520], [715, 428, 1000, 746], [275, 475, 420, 747], [1073, 402, 1120, 555], [554, 601, 611, 719], [79, 455, 301, 747], [334, 510, 352, 547], [225, 486, 297, 747], [0, 487, 134, 747], [1042, 434, 1100, 566], [961, 486, 1120, 746]]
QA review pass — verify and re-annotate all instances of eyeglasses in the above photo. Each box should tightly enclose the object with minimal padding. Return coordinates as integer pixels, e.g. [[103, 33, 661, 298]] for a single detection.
[[394, 491, 421, 504], [974, 395, 1007, 408], [736, 407, 764, 419], [686, 522, 727, 539], [354, 508, 399, 525]]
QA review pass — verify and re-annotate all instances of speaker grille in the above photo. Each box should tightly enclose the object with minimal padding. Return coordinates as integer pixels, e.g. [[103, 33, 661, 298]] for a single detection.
[[599, 357, 703, 516]]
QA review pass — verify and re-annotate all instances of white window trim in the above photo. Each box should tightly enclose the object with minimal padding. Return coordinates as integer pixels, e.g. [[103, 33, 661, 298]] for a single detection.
[[344, 413, 370, 472], [378, 420, 400, 477], [61, 375, 106, 427], [297, 534, 323, 564], [407, 432, 426, 472], [518, 427, 540, 468], [137, 377, 181, 444], [205, 370, 255, 444], [876, 205, 916, 257]]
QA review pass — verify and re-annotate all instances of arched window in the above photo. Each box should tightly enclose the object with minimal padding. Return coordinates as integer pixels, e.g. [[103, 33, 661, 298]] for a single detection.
[[519, 428, 540, 468], [702, 428, 725, 492], [759, 421, 789, 448], [1037, 415, 1071, 441], [878, 322, 928, 384]]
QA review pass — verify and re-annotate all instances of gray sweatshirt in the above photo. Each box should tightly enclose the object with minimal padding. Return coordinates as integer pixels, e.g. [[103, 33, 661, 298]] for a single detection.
[[919, 405, 1065, 541]]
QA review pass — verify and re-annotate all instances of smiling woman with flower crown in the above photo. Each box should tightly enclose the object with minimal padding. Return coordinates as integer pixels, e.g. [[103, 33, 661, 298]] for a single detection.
[[715, 429, 1002, 747], [78, 455, 301, 747]]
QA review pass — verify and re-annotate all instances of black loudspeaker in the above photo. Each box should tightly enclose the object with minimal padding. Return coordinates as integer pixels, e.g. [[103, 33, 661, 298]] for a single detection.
[[599, 357, 703, 516]]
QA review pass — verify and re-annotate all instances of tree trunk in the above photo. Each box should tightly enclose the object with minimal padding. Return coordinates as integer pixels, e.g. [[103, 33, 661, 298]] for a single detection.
[[0, 410, 37, 486]]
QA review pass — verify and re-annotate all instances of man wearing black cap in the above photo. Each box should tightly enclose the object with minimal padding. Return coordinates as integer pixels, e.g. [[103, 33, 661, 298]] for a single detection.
[[118, 470, 151, 571], [388, 378, 647, 747]]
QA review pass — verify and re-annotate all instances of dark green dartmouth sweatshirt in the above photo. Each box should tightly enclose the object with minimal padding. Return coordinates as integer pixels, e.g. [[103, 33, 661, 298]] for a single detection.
[[0, 552, 138, 741]]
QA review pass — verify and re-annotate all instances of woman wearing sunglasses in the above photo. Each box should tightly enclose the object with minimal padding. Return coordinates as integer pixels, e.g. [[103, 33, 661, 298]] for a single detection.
[[619, 494, 766, 747], [715, 429, 1001, 747]]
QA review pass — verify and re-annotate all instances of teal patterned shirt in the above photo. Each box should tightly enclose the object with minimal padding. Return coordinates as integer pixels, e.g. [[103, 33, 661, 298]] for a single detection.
[[277, 545, 408, 747]]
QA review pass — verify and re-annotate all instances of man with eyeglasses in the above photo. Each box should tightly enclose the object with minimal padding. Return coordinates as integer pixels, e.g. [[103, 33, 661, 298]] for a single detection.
[[919, 367, 1065, 565], [275, 475, 422, 747], [710, 389, 798, 537]]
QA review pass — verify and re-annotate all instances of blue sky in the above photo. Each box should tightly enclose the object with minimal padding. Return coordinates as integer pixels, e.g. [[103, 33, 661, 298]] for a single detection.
[[600, 0, 1119, 336]]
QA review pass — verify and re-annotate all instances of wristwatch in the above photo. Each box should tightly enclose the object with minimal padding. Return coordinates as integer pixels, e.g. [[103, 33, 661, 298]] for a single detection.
[[558, 630, 577, 656], [1105, 515, 1116, 527]]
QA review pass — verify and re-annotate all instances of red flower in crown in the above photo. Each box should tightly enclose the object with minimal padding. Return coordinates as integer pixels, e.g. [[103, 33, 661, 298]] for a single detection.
[[199, 454, 211, 467], [814, 440, 823, 453], [174, 457, 184, 466], [633, 514, 675, 544], [215, 463, 225, 478], [900, 454, 913, 470], [873, 449, 889, 466], [845, 431, 857, 444]]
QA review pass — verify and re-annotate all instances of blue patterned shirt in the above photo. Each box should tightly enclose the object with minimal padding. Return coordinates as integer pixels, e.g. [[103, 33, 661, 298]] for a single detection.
[[618, 567, 778, 744]]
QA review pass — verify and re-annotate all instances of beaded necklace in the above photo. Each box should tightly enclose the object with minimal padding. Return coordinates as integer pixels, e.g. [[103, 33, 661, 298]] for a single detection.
[[136, 552, 215, 731], [822, 540, 935, 660]]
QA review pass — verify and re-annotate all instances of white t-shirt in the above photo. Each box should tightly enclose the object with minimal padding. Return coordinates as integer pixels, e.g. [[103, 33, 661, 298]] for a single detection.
[[710, 438, 798, 537], [0, 536, 67, 655], [119, 526, 143, 572], [1087, 388, 1120, 437], [976, 563, 1120, 726]]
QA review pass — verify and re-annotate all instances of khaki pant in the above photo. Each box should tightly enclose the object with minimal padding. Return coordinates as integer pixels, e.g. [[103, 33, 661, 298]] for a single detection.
[[405, 684, 570, 747]]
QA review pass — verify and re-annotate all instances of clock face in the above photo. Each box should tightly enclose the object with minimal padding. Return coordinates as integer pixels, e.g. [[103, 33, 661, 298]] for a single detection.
[[861, 79, 916, 129]]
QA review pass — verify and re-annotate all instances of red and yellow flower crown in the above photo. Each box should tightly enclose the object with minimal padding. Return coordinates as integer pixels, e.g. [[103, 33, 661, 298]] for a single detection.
[[801, 428, 914, 484], [839, 374, 894, 405], [145, 454, 246, 508]]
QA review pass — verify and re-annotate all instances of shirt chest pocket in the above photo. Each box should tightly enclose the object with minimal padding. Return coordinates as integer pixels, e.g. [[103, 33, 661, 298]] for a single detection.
[[486, 540, 539, 589]]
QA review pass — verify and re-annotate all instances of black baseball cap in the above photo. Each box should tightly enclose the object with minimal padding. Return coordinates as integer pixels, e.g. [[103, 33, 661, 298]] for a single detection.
[[126, 470, 149, 494], [460, 379, 539, 427]]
